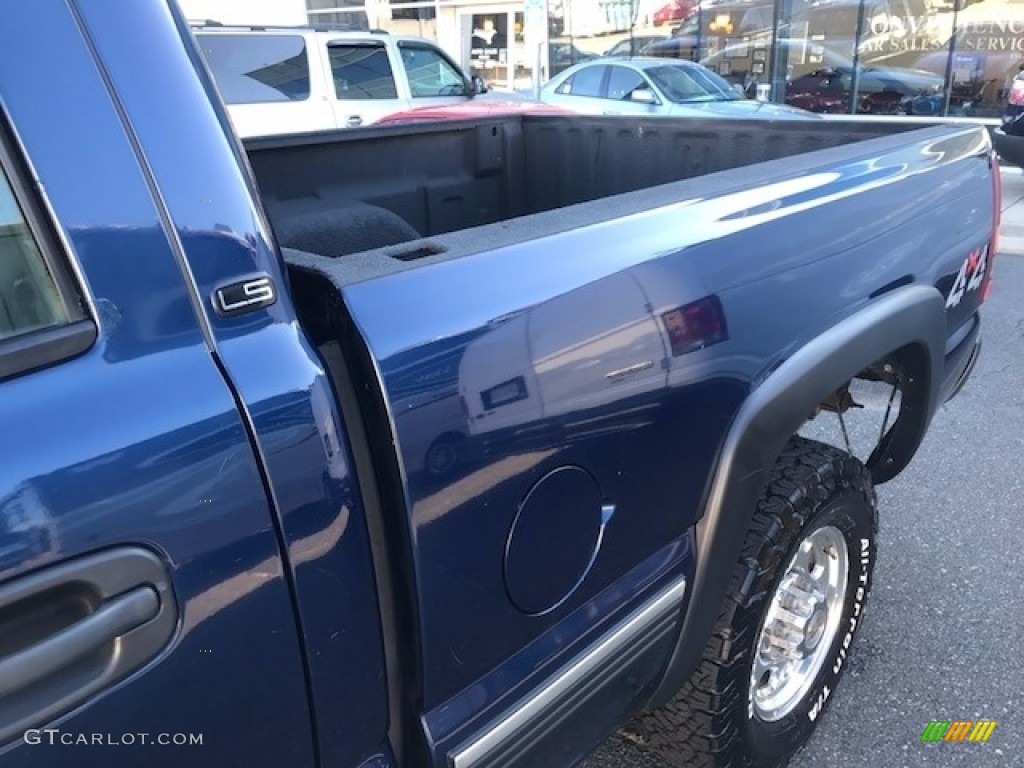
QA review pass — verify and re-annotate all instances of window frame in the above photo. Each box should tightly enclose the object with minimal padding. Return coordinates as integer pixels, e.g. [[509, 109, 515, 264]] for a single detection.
[[606, 65, 655, 101], [327, 41, 400, 101], [196, 33, 312, 105], [557, 65, 610, 98], [397, 41, 470, 99], [0, 112, 95, 381]]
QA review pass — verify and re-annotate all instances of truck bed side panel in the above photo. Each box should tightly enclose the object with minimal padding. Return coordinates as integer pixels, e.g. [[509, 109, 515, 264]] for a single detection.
[[287, 122, 993, 764]]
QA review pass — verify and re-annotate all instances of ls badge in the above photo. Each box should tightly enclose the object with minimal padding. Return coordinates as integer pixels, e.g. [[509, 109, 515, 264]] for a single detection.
[[212, 274, 277, 317]]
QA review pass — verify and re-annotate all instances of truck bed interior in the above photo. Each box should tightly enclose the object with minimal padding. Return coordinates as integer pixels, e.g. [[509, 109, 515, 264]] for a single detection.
[[244, 115, 926, 282]]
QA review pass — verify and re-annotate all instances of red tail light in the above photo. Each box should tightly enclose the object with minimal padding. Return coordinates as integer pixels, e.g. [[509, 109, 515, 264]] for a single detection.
[[661, 295, 728, 356], [1009, 81, 1024, 106], [983, 150, 1001, 302]]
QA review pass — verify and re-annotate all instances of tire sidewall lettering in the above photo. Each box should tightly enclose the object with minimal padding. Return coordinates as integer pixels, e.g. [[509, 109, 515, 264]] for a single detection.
[[746, 495, 876, 752], [831, 539, 870, 679], [802, 508, 874, 724]]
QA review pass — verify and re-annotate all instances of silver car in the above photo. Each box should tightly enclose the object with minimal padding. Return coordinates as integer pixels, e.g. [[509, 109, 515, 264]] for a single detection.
[[540, 57, 813, 119]]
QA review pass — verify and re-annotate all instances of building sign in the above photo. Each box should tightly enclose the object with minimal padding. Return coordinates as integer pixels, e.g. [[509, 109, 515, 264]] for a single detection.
[[524, 0, 548, 46], [471, 14, 509, 66]]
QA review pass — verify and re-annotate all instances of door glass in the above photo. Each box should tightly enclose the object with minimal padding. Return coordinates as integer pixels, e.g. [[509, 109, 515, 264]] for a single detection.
[[0, 167, 68, 341], [606, 66, 648, 100], [400, 44, 467, 98], [197, 34, 310, 104], [329, 44, 399, 99], [559, 65, 606, 96]]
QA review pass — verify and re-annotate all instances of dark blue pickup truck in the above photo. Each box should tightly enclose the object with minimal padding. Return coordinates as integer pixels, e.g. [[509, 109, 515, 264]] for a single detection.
[[0, 3, 1000, 768]]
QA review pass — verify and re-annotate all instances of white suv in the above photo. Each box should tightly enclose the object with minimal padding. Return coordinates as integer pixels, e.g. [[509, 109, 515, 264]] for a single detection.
[[192, 24, 488, 138]]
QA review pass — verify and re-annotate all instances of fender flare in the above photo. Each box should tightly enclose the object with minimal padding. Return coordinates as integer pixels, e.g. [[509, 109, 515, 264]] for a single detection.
[[647, 284, 946, 706]]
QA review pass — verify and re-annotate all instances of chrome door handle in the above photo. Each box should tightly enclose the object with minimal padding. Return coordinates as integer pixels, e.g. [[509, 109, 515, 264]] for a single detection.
[[346, 115, 363, 127]]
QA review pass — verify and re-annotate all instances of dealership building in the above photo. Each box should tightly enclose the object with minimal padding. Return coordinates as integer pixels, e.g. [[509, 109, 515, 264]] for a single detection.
[[179, 0, 1021, 117]]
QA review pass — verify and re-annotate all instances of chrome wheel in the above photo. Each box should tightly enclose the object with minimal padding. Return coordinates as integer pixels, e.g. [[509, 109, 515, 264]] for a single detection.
[[750, 525, 849, 722]]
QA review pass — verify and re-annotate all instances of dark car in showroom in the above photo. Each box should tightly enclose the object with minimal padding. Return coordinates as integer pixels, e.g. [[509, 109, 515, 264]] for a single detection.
[[785, 64, 944, 115], [603, 34, 671, 57], [994, 69, 1024, 168]]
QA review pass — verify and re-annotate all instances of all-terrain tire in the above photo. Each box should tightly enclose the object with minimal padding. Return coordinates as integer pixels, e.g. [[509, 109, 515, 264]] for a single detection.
[[624, 437, 878, 768]]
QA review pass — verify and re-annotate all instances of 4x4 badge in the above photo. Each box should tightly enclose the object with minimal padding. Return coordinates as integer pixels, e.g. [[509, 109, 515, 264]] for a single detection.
[[945, 245, 988, 309]]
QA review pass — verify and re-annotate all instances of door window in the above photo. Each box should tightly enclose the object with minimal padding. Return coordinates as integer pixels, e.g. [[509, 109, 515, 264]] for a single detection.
[[607, 66, 649, 100], [329, 44, 399, 99], [0, 132, 92, 380], [555, 65, 607, 97], [0, 168, 70, 342], [400, 45, 467, 98], [198, 34, 310, 103]]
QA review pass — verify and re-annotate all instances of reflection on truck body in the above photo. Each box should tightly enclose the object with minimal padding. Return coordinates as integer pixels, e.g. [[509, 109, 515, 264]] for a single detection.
[[458, 267, 729, 447], [384, 328, 486, 477]]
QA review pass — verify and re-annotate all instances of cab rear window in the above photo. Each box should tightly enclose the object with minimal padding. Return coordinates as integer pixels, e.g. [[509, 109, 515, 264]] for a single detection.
[[198, 34, 311, 104], [0, 120, 94, 381], [0, 169, 68, 341]]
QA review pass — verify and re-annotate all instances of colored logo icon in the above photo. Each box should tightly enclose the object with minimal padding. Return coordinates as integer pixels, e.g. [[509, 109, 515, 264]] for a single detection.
[[921, 720, 997, 742]]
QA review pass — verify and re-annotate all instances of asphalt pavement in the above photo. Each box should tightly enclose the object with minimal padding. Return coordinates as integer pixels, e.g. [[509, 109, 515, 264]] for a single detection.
[[585, 167, 1024, 767]]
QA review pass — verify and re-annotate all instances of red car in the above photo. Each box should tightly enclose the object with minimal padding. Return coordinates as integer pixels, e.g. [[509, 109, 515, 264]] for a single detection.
[[377, 100, 573, 124], [785, 66, 943, 115], [653, 0, 696, 26]]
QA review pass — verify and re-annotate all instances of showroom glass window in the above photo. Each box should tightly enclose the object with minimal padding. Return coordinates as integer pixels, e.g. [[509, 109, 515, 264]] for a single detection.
[[543, 0, 1024, 116]]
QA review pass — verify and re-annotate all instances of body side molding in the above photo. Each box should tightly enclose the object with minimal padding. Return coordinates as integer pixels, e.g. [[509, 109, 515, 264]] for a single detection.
[[450, 576, 688, 768]]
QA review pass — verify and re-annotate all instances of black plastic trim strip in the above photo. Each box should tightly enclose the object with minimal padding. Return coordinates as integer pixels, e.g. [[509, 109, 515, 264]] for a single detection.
[[944, 336, 982, 404], [318, 337, 414, 766], [0, 320, 96, 381], [0, 108, 98, 382], [0, 112, 93, 331]]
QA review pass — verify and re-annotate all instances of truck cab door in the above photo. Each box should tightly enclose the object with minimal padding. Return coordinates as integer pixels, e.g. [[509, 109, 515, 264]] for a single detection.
[[0, 6, 316, 766], [70, 3, 395, 767]]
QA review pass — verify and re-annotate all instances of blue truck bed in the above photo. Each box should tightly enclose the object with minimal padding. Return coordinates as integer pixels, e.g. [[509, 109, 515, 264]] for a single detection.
[[0, 2, 998, 767]]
